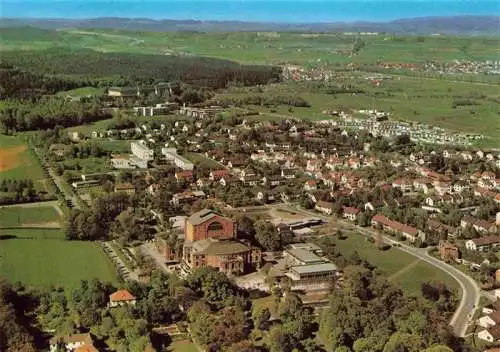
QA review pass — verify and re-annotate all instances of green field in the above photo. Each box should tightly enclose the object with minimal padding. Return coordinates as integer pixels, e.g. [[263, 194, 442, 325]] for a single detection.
[[0, 134, 47, 181], [56, 86, 105, 97], [167, 340, 199, 352], [331, 234, 460, 296], [0, 228, 118, 288], [183, 152, 225, 170], [1, 27, 499, 65], [0, 204, 61, 227], [218, 78, 500, 145]]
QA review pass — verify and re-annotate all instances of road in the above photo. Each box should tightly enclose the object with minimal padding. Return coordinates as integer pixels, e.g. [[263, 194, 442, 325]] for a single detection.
[[284, 204, 480, 337]]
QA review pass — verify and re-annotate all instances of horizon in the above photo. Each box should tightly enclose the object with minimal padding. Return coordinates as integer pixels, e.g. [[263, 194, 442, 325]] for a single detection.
[[2, 0, 499, 23]]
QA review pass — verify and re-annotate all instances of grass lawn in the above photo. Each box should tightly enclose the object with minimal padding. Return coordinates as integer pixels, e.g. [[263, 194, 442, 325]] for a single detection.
[[167, 340, 199, 352], [183, 152, 225, 170], [56, 86, 105, 97], [0, 228, 118, 288], [332, 234, 459, 296], [0, 205, 62, 227], [0, 134, 47, 181]]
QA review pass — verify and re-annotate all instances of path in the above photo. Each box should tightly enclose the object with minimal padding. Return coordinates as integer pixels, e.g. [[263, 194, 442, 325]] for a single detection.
[[282, 203, 480, 337], [387, 259, 421, 281], [0, 200, 64, 217]]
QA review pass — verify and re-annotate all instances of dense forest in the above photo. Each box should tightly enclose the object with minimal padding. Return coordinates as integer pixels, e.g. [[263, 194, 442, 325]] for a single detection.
[[0, 48, 282, 89]]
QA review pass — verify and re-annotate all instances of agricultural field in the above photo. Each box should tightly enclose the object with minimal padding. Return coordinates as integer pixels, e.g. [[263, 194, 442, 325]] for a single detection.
[[0, 228, 118, 288], [0, 203, 62, 228], [0, 134, 46, 181], [1, 27, 499, 65], [331, 234, 460, 297], [217, 77, 500, 145]]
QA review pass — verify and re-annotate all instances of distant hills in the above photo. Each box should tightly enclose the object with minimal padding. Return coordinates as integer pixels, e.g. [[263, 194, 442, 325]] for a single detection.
[[1, 16, 499, 35]]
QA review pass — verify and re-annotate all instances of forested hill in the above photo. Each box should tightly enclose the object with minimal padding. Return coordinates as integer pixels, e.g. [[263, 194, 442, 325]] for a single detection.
[[0, 48, 282, 89], [1, 15, 499, 35]]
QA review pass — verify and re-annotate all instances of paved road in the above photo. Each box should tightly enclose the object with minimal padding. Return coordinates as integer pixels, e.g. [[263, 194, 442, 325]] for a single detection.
[[285, 204, 480, 337]]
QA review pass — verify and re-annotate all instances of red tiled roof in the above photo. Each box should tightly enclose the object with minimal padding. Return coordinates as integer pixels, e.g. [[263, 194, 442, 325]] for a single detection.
[[211, 169, 229, 178], [372, 214, 419, 236], [110, 289, 136, 302], [343, 206, 360, 215], [75, 345, 99, 352], [471, 235, 500, 246]]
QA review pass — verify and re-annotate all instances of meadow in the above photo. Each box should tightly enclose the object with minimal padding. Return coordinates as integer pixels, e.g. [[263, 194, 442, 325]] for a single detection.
[[331, 234, 460, 297], [217, 77, 500, 145], [1, 27, 499, 65], [0, 228, 118, 288], [0, 204, 61, 228], [0, 134, 47, 181], [183, 152, 225, 170]]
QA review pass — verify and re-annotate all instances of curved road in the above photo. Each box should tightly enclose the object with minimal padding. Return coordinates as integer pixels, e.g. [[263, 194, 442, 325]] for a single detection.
[[286, 204, 480, 337]]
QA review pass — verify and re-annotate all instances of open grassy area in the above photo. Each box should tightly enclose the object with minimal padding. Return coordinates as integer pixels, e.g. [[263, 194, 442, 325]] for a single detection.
[[183, 152, 225, 170], [56, 86, 105, 97], [0, 134, 47, 181], [0, 228, 118, 288], [167, 340, 199, 352], [218, 78, 500, 145], [1, 28, 499, 65], [0, 204, 61, 227], [332, 234, 460, 296]]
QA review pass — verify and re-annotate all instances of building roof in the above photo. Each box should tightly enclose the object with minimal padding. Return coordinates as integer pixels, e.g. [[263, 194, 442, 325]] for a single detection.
[[372, 214, 419, 236], [110, 289, 136, 302], [488, 325, 500, 340], [192, 239, 249, 256], [114, 183, 135, 191], [316, 200, 333, 209], [286, 248, 323, 264], [343, 206, 360, 215], [489, 311, 500, 324], [50, 333, 93, 346], [290, 263, 338, 275], [471, 235, 500, 246], [75, 345, 99, 352], [187, 208, 222, 226], [289, 242, 322, 252]]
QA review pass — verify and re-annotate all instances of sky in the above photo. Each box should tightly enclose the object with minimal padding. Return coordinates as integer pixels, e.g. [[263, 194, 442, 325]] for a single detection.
[[1, 0, 499, 22]]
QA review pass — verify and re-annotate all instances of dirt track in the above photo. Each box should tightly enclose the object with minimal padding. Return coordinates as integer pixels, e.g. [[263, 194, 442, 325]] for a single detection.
[[0, 145, 26, 173]]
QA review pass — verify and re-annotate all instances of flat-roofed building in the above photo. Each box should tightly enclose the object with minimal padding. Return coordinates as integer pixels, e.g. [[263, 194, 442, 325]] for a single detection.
[[161, 147, 194, 171], [131, 141, 154, 161], [286, 263, 338, 292], [284, 248, 324, 266]]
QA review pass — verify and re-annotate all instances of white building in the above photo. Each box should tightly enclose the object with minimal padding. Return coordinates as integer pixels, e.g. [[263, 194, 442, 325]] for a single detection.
[[161, 147, 194, 171], [109, 289, 136, 308], [131, 141, 154, 161], [49, 333, 94, 352]]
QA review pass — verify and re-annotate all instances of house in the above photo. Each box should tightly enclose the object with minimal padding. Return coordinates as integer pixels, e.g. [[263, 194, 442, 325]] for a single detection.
[[49, 333, 94, 352], [219, 176, 240, 187], [343, 206, 360, 221], [371, 214, 425, 242], [109, 289, 136, 307], [478, 325, 500, 343], [75, 345, 99, 352], [131, 141, 154, 161], [175, 170, 194, 183], [172, 191, 206, 206], [111, 155, 134, 169], [281, 168, 296, 179], [438, 241, 460, 262], [114, 183, 136, 195], [465, 236, 500, 252], [315, 201, 333, 215], [461, 216, 496, 233], [427, 219, 456, 239], [262, 175, 282, 187], [306, 160, 322, 173], [147, 183, 162, 196], [392, 178, 413, 192], [479, 311, 500, 328], [49, 143, 69, 157], [325, 156, 343, 170], [347, 157, 361, 169], [304, 180, 318, 192], [413, 178, 432, 194], [208, 169, 229, 181], [240, 175, 261, 186]]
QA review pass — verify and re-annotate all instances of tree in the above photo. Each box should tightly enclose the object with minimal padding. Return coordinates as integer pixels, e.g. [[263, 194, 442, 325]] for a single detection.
[[383, 332, 424, 352], [335, 347, 352, 352], [253, 306, 271, 330], [422, 345, 453, 352], [266, 325, 295, 352]]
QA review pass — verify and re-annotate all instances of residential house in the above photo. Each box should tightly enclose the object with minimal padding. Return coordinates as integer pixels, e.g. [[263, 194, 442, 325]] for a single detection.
[[479, 311, 500, 328], [413, 178, 432, 194], [196, 178, 210, 188], [49, 144, 69, 157], [111, 155, 134, 169], [315, 200, 333, 215], [209, 169, 229, 181], [304, 180, 318, 192], [392, 178, 413, 192], [478, 325, 500, 343], [343, 206, 360, 221], [262, 175, 282, 187], [325, 156, 343, 170], [347, 157, 361, 169], [172, 191, 206, 206], [306, 160, 322, 173], [240, 175, 261, 186], [175, 170, 194, 183], [131, 141, 154, 161], [114, 183, 136, 195], [461, 216, 496, 234], [49, 333, 95, 352], [438, 241, 460, 262], [219, 176, 240, 187], [465, 236, 500, 252], [371, 214, 425, 242], [109, 290, 136, 307], [281, 168, 296, 179], [147, 183, 162, 196]]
